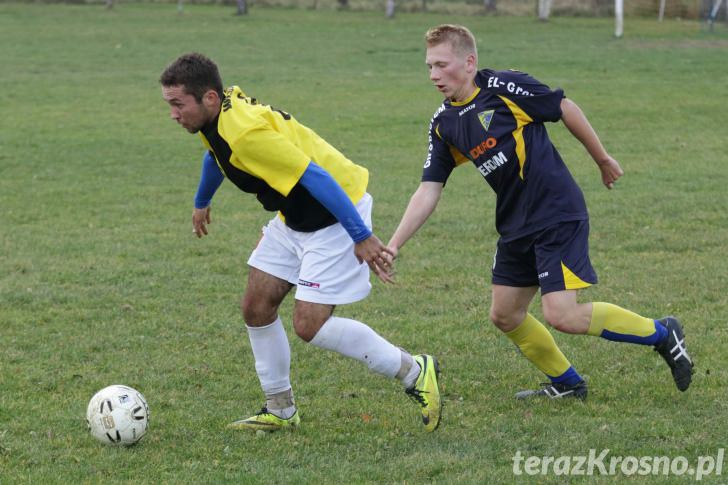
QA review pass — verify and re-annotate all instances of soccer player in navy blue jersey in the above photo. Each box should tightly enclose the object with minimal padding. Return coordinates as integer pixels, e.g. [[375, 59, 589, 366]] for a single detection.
[[386, 25, 693, 399], [160, 53, 441, 431]]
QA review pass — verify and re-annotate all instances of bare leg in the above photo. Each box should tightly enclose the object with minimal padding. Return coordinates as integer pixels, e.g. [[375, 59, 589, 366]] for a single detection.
[[489, 284, 538, 332], [239, 267, 296, 416], [541, 290, 592, 334], [241, 267, 293, 326]]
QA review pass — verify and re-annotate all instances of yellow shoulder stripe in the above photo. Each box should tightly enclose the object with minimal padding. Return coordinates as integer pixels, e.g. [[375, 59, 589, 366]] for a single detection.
[[498, 95, 532, 180]]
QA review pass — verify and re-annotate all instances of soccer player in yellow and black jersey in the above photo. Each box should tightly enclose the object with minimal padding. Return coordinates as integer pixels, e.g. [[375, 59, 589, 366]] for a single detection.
[[387, 25, 693, 400], [160, 53, 441, 431]]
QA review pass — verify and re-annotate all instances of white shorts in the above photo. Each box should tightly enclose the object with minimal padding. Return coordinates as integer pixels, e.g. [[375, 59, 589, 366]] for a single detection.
[[247, 193, 373, 305]]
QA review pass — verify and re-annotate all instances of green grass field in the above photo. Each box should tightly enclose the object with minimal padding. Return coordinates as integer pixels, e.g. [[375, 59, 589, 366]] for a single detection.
[[1, 3, 727, 483]]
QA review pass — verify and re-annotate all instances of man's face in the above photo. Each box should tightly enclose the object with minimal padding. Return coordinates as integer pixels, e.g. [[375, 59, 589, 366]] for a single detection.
[[161, 85, 217, 133], [425, 42, 476, 103]]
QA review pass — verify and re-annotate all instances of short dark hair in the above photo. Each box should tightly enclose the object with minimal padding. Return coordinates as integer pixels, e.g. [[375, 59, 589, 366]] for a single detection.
[[159, 53, 224, 102]]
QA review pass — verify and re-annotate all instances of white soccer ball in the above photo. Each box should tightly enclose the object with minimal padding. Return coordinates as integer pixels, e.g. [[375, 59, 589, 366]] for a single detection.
[[86, 384, 149, 446]]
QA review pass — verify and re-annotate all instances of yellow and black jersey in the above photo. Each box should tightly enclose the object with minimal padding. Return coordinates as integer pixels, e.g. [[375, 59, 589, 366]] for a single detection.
[[423, 69, 588, 242], [199, 86, 368, 232]]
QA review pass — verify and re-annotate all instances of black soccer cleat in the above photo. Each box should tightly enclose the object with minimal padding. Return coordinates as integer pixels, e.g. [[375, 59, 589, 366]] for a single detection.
[[654, 316, 693, 391], [515, 380, 588, 401]]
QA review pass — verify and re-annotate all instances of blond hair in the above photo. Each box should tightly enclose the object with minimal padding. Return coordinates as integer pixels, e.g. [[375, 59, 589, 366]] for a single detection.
[[425, 24, 478, 59]]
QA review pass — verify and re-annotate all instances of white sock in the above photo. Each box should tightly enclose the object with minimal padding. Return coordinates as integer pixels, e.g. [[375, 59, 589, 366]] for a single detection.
[[246, 317, 292, 396], [265, 389, 296, 419], [402, 358, 421, 389], [309, 316, 404, 378]]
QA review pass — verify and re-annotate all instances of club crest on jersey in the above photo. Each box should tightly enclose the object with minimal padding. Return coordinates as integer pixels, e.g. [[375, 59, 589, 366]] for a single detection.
[[478, 110, 494, 132]]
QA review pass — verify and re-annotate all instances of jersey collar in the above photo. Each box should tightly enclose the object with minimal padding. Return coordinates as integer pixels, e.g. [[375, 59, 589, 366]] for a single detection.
[[450, 87, 480, 107]]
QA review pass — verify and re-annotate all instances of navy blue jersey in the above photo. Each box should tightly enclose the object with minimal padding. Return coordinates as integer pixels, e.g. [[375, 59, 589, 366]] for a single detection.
[[423, 69, 588, 241]]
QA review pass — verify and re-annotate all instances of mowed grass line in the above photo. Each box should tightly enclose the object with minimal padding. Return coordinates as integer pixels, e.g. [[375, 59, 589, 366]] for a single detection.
[[1, 4, 727, 483]]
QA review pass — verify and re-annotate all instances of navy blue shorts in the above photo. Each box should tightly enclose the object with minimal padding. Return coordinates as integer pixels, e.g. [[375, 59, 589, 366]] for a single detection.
[[491, 220, 598, 294]]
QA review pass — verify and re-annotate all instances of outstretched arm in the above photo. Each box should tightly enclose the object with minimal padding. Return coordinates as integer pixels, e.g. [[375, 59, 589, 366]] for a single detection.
[[560, 98, 623, 189], [192, 151, 224, 237], [387, 181, 444, 259], [298, 161, 394, 283]]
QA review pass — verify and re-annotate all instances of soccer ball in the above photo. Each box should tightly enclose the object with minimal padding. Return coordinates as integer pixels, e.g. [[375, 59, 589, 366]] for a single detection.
[[86, 385, 149, 446]]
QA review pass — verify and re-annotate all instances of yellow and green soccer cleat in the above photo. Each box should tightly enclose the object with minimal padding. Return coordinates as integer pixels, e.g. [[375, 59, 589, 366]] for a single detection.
[[405, 354, 442, 432], [228, 407, 300, 432]]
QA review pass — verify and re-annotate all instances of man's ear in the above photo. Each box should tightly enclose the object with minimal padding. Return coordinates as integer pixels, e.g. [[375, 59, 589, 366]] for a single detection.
[[465, 53, 477, 73], [202, 89, 220, 110]]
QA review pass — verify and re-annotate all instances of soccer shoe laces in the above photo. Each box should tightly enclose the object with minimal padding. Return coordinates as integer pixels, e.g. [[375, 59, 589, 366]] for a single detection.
[[405, 386, 428, 407], [244, 407, 280, 420]]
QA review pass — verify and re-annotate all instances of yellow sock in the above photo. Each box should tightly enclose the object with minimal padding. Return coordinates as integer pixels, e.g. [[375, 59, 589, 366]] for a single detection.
[[588, 302, 665, 345], [505, 313, 572, 378]]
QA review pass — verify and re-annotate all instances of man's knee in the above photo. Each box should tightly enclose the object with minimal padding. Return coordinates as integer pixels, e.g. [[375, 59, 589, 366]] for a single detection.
[[542, 306, 572, 333], [241, 293, 278, 326], [292, 302, 334, 342], [242, 268, 292, 325], [292, 314, 326, 342], [489, 307, 526, 332], [490, 285, 537, 332]]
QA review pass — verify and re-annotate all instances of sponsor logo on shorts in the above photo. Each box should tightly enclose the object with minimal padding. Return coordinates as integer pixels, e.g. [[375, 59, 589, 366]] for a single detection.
[[538, 272, 549, 279], [298, 279, 320, 289]]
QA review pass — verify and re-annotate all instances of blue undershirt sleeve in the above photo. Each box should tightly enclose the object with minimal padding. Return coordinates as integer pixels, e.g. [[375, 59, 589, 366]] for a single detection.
[[298, 161, 372, 243], [194, 151, 225, 209]]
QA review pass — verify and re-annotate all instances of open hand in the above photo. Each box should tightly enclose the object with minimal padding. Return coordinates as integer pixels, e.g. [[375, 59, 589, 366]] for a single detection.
[[192, 207, 211, 238], [354, 234, 395, 283]]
